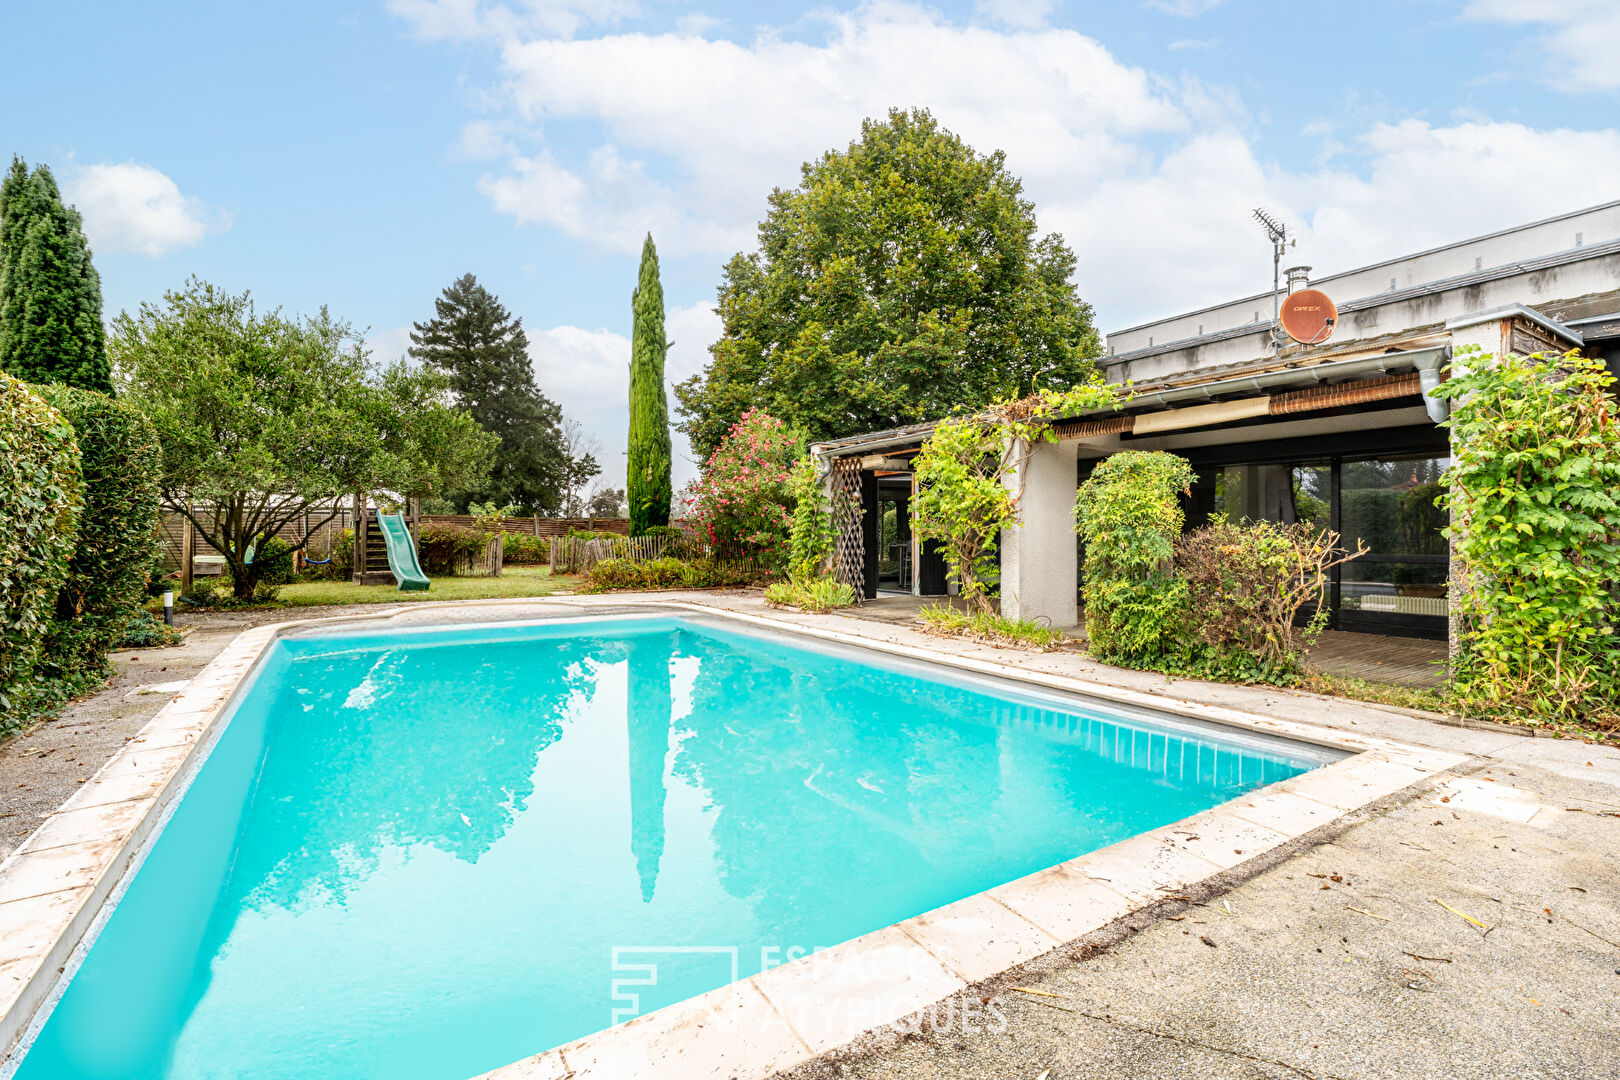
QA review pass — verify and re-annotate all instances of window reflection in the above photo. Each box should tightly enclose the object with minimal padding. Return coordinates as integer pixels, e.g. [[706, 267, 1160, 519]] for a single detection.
[[1209, 462, 1330, 529], [1338, 454, 1449, 619], [1186, 451, 1449, 630]]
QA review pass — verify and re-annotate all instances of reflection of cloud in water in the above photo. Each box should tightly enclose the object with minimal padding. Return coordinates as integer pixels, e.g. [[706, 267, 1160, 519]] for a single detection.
[[341, 651, 399, 710]]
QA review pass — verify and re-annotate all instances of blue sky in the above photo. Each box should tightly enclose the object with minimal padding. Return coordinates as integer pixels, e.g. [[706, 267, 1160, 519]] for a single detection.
[[8, 0, 1619, 488]]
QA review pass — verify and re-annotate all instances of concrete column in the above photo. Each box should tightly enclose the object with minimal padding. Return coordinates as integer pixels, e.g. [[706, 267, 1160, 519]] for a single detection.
[[1000, 438, 1079, 627]]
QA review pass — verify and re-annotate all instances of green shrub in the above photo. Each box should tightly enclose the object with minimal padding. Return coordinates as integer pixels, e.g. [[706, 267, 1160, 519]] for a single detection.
[[584, 556, 760, 592], [1434, 348, 1620, 728], [252, 536, 298, 586], [418, 522, 495, 575], [916, 604, 1065, 650], [1176, 517, 1361, 683], [643, 524, 699, 559], [502, 532, 550, 564], [685, 409, 799, 574], [764, 576, 856, 613], [33, 386, 162, 690], [183, 576, 280, 608], [0, 374, 82, 729], [117, 608, 183, 648], [1073, 450, 1196, 663], [324, 528, 355, 580]]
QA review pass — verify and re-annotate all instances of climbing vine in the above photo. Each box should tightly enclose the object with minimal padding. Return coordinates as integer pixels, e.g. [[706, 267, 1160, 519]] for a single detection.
[[912, 382, 1119, 613], [1434, 347, 1620, 728]]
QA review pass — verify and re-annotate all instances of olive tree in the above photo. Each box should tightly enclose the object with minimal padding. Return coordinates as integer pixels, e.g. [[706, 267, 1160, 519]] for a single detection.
[[114, 279, 497, 598]]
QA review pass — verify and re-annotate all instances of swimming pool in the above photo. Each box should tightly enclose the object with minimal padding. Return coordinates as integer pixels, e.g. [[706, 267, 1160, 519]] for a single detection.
[[11, 614, 1340, 1080]]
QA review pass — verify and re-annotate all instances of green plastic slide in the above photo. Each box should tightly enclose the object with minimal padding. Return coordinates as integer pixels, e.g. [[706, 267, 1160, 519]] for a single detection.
[[377, 513, 430, 591]]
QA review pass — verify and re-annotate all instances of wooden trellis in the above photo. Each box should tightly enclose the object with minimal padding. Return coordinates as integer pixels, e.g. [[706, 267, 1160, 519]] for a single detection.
[[829, 457, 864, 600]]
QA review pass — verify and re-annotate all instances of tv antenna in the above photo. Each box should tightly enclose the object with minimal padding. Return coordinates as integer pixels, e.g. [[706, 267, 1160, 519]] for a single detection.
[[1252, 208, 1295, 353]]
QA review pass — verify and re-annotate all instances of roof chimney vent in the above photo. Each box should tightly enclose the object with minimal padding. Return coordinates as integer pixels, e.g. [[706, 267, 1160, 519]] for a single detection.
[[1284, 265, 1312, 293]]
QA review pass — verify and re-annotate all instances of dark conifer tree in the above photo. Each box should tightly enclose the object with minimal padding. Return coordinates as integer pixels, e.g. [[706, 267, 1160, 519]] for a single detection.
[[0, 158, 112, 393], [628, 234, 672, 534], [409, 274, 569, 513]]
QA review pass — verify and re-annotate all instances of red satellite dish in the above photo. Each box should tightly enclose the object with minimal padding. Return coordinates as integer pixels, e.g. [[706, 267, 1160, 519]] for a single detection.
[[1279, 289, 1337, 344]]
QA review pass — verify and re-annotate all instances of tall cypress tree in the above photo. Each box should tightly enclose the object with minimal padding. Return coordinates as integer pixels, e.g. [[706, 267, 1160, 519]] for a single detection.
[[0, 158, 112, 393], [628, 234, 672, 534], [409, 273, 569, 513]]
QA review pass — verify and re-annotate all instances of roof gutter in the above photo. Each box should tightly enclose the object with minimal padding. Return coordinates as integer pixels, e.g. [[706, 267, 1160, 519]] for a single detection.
[[1109, 345, 1449, 415], [814, 344, 1452, 459]]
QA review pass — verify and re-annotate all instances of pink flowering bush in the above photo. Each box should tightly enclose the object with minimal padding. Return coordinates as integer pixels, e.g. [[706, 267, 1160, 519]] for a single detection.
[[684, 408, 799, 573]]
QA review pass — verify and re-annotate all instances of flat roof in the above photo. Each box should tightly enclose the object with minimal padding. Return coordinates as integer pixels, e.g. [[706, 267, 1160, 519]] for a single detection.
[[1105, 198, 1620, 340]]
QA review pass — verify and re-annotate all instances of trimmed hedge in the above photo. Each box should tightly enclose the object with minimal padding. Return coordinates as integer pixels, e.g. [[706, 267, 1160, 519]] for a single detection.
[[583, 556, 760, 592], [36, 386, 162, 689], [0, 373, 82, 729]]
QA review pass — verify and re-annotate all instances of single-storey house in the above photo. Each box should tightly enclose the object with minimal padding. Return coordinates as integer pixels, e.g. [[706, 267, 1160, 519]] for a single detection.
[[811, 200, 1620, 640]]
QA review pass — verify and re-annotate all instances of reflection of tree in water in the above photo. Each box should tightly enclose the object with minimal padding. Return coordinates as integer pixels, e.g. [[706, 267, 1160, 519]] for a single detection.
[[626, 633, 673, 902], [667, 628, 1257, 945], [666, 629, 1019, 941], [229, 636, 624, 913]]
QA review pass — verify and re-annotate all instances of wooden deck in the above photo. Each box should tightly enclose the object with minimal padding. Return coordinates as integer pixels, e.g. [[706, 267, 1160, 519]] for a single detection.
[[844, 595, 1448, 689], [1304, 629, 1448, 689]]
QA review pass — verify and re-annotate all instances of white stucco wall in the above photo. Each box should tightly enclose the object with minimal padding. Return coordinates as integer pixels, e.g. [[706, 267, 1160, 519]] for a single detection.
[[999, 438, 1079, 628]]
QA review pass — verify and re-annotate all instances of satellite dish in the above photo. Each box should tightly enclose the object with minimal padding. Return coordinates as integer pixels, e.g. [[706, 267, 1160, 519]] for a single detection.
[[1279, 289, 1337, 344]]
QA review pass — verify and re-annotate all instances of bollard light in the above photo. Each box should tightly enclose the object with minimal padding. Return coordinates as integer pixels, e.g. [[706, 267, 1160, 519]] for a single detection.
[[163, 590, 175, 626]]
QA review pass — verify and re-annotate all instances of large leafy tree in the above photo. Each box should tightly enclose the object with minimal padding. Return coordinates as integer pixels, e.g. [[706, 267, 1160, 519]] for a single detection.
[[114, 279, 497, 598], [0, 158, 112, 393], [628, 233, 674, 534], [675, 107, 1102, 458], [409, 274, 572, 514]]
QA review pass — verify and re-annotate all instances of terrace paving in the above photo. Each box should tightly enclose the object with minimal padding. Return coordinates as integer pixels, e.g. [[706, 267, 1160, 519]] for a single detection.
[[2, 591, 1616, 1080]]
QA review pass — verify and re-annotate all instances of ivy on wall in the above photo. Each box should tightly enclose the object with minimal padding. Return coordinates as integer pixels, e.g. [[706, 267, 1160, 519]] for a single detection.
[[1434, 348, 1620, 728]]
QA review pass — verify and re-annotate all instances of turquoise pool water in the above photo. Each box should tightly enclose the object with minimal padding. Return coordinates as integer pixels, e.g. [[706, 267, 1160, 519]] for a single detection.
[[15, 615, 1335, 1080]]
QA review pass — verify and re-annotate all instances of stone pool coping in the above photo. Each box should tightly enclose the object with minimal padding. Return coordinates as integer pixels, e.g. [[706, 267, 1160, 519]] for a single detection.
[[0, 599, 1469, 1078]]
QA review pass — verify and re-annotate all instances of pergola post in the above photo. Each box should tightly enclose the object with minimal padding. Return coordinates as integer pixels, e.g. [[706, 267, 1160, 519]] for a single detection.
[[999, 437, 1079, 627]]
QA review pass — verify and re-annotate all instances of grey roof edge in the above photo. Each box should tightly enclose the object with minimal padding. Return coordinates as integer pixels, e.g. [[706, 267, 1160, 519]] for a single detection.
[[1104, 198, 1620, 340], [1105, 238, 1620, 365], [1445, 303, 1583, 346]]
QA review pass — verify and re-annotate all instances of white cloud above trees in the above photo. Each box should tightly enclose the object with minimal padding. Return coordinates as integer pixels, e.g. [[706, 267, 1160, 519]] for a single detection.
[[403, 1, 1620, 329], [66, 162, 229, 258]]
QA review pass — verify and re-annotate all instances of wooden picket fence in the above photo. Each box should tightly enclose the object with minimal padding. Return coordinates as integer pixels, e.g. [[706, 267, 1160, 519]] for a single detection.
[[549, 533, 673, 573], [548, 530, 762, 576]]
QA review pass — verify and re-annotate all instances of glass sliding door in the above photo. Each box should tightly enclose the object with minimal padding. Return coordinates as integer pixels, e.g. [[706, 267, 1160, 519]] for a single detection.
[[1336, 454, 1449, 635], [875, 479, 913, 593], [1183, 449, 1449, 638]]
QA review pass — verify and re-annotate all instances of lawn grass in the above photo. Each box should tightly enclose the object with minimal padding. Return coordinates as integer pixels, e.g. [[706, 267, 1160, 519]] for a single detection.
[[270, 566, 578, 607]]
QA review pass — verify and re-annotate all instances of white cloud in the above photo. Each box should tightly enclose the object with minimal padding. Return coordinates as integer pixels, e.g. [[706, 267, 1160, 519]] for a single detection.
[[388, 0, 636, 41], [478, 4, 1186, 254], [409, 1, 1620, 331], [66, 162, 228, 258], [529, 299, 717, 490], [366, 325, 416, 364], [973, 0, 1057, 30], [1463, 1, 1620, 91], [1143, 0, 1221, 16]]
